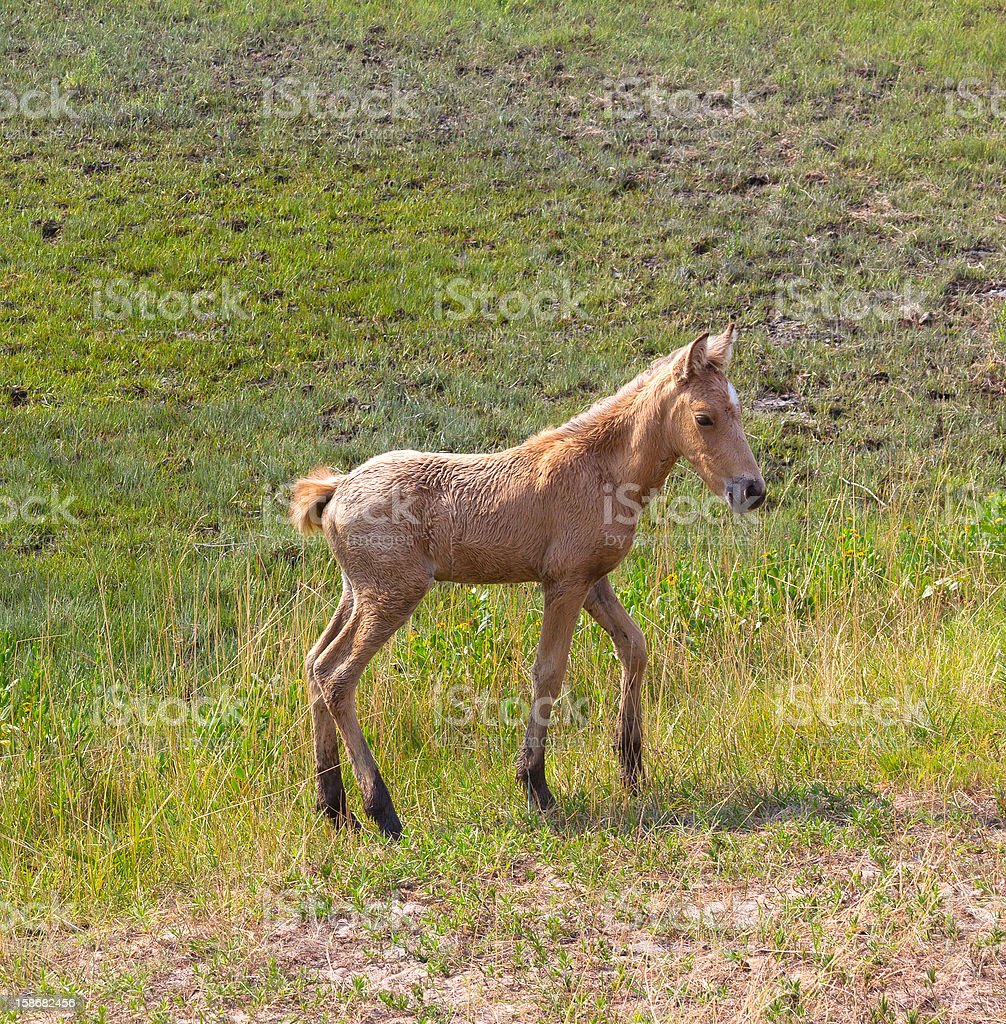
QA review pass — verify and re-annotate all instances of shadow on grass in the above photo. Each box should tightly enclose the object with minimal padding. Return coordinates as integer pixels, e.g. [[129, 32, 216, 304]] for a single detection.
[[541, 780, 887, 837]]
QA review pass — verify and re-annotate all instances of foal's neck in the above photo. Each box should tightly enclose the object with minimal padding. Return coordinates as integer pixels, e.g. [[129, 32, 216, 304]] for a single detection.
[[603, 376, 682, 497]]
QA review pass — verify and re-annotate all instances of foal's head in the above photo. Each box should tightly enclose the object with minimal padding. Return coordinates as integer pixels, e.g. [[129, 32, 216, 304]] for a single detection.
[[669, 325, 766, 513]]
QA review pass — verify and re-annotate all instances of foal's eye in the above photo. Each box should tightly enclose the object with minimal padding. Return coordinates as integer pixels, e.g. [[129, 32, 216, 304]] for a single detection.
[[695, 413, 714, 427]]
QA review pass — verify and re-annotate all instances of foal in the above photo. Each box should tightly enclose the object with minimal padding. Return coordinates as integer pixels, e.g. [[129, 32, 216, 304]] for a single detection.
[[291, 324, 765, 837]]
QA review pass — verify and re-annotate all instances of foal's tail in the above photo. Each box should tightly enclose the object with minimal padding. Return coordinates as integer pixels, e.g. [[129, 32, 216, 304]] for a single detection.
[[290, 467, 342, 536]]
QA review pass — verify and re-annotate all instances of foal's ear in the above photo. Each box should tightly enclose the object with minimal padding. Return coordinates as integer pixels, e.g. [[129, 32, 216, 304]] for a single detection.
[[706, 322, 736, 371], [674, 331, 710, 383]]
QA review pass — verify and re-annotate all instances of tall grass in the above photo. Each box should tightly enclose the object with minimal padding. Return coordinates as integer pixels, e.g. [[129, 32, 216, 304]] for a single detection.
[[4, 471, 1006, 936]]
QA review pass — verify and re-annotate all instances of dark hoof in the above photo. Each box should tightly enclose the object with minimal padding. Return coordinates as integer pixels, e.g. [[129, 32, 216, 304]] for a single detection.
[[364, 778, 403, 840], [376, 811, 404, 840], [367, 800, 403, 839], [617, 738, 644, 792], [517, 756, 555, 812], [527, 784, 556, 812], [619, 758, 644, 792], [318, 800, 361, 831]]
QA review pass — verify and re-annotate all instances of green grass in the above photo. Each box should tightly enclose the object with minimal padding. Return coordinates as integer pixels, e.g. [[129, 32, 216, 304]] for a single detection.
[[4, 1, 1006, 1019]]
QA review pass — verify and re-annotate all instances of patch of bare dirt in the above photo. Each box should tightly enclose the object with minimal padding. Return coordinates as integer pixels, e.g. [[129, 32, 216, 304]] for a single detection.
[[13, 795, 1006, 1022], [751, 391, 804, 414]]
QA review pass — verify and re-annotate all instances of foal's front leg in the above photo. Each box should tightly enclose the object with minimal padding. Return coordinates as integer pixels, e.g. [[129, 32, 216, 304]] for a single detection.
[[517, 580, 589, 811]]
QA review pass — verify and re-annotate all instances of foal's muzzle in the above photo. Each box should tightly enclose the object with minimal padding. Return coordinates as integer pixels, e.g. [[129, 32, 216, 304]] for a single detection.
[[726, 476, 767, 513]]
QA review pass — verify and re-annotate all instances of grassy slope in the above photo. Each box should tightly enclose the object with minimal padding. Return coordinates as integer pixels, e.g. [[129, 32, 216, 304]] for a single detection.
[[3, 1, 1006, 1019]]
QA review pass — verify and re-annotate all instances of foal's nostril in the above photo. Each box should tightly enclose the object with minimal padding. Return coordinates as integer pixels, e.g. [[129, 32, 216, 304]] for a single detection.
[[743, 479, 766, 511], [725, 477, 766, 512]]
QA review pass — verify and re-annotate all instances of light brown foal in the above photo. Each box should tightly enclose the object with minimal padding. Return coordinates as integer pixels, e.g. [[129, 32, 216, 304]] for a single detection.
[[291, 325, 765, 837]]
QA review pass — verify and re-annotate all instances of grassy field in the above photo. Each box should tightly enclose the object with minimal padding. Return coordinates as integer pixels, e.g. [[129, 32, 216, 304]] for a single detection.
[[4, 0, 1006, 1019]]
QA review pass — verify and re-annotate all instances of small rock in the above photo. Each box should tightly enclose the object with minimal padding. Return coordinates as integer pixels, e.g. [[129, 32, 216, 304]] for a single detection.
[[629, 939, 665, 956], [732, 900, 764, 928], [965, 906, 997, 929], [752, 392, 802, 413], [682, 901, 725, 926]]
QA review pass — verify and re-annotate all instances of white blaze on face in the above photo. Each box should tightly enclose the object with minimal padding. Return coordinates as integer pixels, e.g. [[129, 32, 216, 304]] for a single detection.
[[727, 382, 740, 413]]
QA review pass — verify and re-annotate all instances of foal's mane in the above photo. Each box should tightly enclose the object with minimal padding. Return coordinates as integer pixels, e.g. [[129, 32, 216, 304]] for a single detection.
[[530, 352, 679, 449]]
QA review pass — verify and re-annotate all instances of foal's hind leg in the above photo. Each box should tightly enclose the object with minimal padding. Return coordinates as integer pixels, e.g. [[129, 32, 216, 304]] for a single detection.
[[312, 584, 429, 838], [517, 580, 589, 812], [306, 576, 357, 828], [584, 576, 647, 789]]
